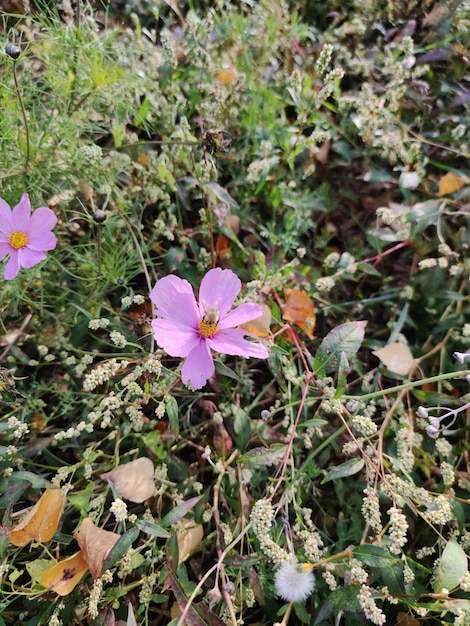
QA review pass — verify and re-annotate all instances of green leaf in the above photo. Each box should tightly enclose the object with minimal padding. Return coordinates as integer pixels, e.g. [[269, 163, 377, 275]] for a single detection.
[[101, 527, 140, 575], [25, 558, 51, 585], [232, 405, 251, 451], [433, 539, 468, 593], [205, 182, 239, 211], [238, 444, 286, 467], [7, 471, 54, 489], [352, 544, 405, 593], [322, 458, 364, 483], [68, 481, 94, 515], [353, 544, 398, 568], [335, 351, 350, 397], [165, 394, 179, 436], [293, 600, 311, 623], [135, 520, 170, 539], [161, 496, 203, 528], [313, 321, 367, 376]]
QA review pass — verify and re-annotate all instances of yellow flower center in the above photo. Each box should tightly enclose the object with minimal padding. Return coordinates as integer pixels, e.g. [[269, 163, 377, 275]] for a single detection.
[[198, 313, 219, 339], [9, 231, 29, 250]]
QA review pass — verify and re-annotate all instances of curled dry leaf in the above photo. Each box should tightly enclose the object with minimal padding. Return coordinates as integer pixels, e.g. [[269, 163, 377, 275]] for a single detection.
[[74, 517, 120, 579], [177, 519, 204, 565], [372, 342, 415, 376], [39, 550, 88, 596], [283, 289, 316, 339], [101, 457, 155, 503], [10, 488, 66, 547]]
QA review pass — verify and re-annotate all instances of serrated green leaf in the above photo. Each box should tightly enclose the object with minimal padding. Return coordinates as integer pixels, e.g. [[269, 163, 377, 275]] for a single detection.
[[313, 321, 367, 376], [322, 458, 364, 483], [433, 539, 468, 592]]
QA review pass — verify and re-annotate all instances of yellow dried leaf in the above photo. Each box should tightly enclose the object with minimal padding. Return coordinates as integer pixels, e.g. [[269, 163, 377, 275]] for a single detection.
[[241, 303, 272, 338], [177, 519, 204, 564], [438, 172, 465, 196], [372, 342, 414, 376], [10, 489, 66, 546], [215, 69, 236, 84], [101, 457, 155, 503], [39, 551, 88, 596], [74, 517, 120, 579]]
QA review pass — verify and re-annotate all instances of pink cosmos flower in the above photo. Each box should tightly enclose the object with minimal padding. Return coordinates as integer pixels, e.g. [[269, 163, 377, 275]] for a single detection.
[[150, 268, 269, 389], [0, 193, 57, 280]]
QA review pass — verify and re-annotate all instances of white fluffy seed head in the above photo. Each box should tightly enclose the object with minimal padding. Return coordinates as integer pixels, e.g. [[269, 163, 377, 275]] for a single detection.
[[274, 562, 315, 603]]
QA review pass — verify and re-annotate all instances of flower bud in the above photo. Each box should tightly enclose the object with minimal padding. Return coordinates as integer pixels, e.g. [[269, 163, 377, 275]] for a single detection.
[[5, 45, 21, 60], [92, 209, 107, 223]]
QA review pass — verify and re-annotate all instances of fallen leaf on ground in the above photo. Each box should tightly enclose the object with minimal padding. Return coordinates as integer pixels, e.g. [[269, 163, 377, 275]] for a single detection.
[[372, 342, 414, 376], [39, 551, 88, 596], [74, 517, 120, 578], [10, 488, 66, 546], [101, 457, 155, 503], [438, 172, 465, 196], [177, 519, 204, 564]]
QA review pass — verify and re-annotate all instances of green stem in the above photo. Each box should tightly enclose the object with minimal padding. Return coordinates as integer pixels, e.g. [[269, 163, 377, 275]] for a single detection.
[[12, 62, 30, 174], [343, 370, 470, 402]]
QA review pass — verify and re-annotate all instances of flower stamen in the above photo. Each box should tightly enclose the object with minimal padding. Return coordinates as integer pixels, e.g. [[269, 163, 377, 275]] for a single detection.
[[9, 231, 29, 249], [198, 315, 219, 339]]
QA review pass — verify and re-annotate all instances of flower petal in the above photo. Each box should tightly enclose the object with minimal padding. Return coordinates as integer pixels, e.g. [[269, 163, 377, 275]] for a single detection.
[[17, 248, 46, 269], [0, 198, 14, 233], [218, 303, 265, 330], [151, 318, 201, 357], [4, 253, 20, 280], [0, 243, 11, 261], [199, 268, 241, 317], [181, 340, 214, 389], [209, 328, 269, 359], [11, 193, 31, 229], [28, 207, 57, 236], [27, 230, 57, 252], [150, 275, 200, 328]]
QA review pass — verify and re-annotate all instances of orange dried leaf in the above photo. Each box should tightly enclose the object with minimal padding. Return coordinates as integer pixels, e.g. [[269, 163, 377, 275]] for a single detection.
[[137, 152, 148, 166], [100, 457, 155, 503], [438, 172, 465, 196], [372, 342, 414, 376], [215, 69, 236, 84], [177, 519, 204, 564], [74, 517, 120, 579], [216, 234, 231, 260], [283, 289, 316, 338], [39, 551, 88, 596], [10, 488, 66, 546], [241, 303, 271, 338]]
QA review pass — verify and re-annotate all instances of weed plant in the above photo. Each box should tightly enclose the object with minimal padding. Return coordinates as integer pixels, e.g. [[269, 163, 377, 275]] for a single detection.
[[1, 1, 470, 625]]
